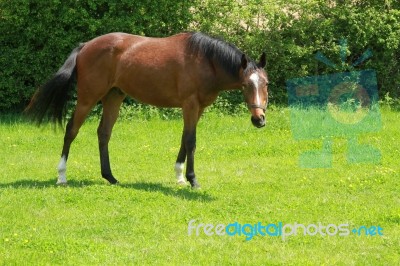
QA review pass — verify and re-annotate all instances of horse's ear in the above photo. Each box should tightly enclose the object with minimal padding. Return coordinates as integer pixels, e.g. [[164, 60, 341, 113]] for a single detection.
[[241, 54, 248, 69], [258, 52, 267, 68]]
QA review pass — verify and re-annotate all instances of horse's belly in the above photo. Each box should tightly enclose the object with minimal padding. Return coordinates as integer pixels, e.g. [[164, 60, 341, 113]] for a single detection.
[[116, 73, 182, 108]]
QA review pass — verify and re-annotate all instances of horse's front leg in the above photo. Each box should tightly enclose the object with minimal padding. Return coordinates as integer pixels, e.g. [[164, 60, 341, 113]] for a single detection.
[[183, 128, 199, 188], [176, 100, 204, 189], [175, 134, 187, 185]]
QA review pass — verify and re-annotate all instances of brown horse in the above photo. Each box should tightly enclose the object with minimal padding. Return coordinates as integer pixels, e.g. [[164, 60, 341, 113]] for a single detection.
[[25, 32, 268, 189]]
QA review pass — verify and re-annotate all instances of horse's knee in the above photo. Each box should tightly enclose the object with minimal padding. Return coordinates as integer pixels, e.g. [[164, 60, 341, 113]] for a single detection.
[[97, 130, 110, 140], [184, 133, 196, 151], [97, 126, 111, 144], [63, 116, 82, 142]]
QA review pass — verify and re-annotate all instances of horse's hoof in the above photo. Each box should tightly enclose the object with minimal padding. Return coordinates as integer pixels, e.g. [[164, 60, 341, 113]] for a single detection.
[[57, 176, 67, 185], [189, 179, 201, 190], [177, 178, 187, 186], [56, 181, 68, 186], [109, 179, 119, 185], [192, 185, 201, 190], [102, 174, 118, 184]]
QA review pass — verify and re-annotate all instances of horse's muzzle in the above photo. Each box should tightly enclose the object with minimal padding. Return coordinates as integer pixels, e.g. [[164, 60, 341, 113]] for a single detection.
[[251, 114, 266, 128]]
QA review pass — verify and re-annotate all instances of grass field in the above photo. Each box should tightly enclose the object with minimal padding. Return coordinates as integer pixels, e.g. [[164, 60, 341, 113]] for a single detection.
[[0, 107, 399, 265]]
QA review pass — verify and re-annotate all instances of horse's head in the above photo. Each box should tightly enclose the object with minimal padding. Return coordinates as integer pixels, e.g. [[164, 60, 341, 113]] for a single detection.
[[240, 53, 268, 128]]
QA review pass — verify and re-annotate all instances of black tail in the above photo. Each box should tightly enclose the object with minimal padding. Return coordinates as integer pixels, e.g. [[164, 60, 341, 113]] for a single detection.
[[25, 44, 85, 126]]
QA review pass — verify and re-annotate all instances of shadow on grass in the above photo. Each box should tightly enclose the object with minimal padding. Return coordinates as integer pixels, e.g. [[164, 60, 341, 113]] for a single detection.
[[0, 179, 215, 202], [0, 179, 101, 188], [121, 182, 216, 202]]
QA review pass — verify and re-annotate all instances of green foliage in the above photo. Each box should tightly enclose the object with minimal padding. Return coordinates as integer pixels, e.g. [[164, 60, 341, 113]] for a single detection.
[[0, 0, 194, 111], [192, 0, 400, 104], [1, 0, 399, 111]]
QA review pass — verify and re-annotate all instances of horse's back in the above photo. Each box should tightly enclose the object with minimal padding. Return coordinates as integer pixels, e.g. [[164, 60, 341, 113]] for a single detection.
[[79, 32, 189, 66], [75, 32, 208, 108]]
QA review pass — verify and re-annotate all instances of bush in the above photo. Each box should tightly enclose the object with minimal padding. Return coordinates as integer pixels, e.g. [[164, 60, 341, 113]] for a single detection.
[[1, 0, 399, 112], [0, 0, 193, 111], [191, 0, 400, 104]]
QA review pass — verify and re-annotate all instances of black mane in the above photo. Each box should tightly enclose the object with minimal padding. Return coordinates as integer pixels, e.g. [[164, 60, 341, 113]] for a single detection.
[[187, 32, 257, 77]]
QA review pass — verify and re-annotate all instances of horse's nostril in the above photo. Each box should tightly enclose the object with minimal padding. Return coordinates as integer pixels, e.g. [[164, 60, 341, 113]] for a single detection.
[[251, 115, 266, 128]]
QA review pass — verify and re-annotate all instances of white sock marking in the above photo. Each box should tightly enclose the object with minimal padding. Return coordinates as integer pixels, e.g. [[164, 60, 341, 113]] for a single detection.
[[175, 162, 186, 185], [57, 155, 67, 185]]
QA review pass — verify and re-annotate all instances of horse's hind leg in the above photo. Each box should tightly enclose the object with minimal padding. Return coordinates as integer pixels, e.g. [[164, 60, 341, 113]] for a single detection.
[[97, 88, 126, 184], [57, 102, 95, 184]]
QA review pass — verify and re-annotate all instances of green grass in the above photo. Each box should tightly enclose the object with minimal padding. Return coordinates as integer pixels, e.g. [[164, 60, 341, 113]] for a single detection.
[[0, 108, 399, 265]]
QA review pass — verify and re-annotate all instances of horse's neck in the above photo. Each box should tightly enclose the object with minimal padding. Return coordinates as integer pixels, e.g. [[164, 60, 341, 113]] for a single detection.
[[213, 66, 242, 92]]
